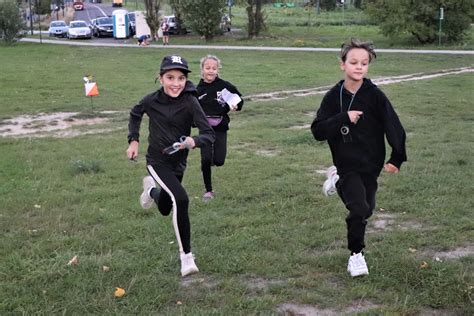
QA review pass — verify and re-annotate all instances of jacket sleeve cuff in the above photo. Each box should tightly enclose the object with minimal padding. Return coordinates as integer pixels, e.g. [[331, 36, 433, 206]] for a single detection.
[[128, 137, 139, 144]]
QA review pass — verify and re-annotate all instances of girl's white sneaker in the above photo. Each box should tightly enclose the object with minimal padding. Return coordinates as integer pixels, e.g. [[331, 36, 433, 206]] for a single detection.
[[180, 252, 199, 277], [140, 176, 156, 209]]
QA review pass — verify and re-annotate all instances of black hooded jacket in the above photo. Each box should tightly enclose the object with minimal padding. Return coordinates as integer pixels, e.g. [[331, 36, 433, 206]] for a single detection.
[[311, 78, 407, 176], [196, 77, 244, 132], [128, 81, 215, 165]]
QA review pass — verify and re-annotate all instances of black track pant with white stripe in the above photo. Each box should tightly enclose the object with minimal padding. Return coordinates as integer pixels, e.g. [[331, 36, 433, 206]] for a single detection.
[[147, 164, 191, 255]]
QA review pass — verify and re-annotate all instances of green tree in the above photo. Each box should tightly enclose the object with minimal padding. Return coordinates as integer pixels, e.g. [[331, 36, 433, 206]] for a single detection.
[[143, 0, 162, 40], [246, 0, 266, 38], [180, 0, 225, 41], [364, 0, 473, 44], [0, 1, 25, 44]]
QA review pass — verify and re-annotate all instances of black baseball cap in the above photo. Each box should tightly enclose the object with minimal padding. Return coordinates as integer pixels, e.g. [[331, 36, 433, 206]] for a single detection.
[[159, 55, 191, 75]]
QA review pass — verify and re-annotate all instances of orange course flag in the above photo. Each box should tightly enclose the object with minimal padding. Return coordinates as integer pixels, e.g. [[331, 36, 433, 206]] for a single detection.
[[85, 82, 99, 97]]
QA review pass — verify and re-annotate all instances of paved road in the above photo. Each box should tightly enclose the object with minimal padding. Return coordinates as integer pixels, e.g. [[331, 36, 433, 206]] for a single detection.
[[20, 37, 474, 55]]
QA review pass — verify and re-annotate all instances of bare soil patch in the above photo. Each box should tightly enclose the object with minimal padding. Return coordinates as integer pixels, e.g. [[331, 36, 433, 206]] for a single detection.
[[0, 111, 121, 138], [367, 212, 426, 233], [276, 299, 379, 315]]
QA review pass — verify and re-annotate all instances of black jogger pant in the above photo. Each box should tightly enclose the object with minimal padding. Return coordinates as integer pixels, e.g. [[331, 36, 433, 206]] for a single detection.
[[147, 164, 191, 255], [200, 131, 227, 192], [336, 171, 378, 254]]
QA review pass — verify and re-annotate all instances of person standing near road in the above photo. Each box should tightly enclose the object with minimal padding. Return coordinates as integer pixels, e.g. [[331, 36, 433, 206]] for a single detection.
[[160, 19, 170, 45], [196, 55, 244, 202], [311, 38, 407, 277], [126, 55, 215, 277]]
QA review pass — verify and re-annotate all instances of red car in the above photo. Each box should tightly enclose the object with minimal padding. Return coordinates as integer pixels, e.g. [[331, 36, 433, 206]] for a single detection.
[[73, 1, 84, 11]]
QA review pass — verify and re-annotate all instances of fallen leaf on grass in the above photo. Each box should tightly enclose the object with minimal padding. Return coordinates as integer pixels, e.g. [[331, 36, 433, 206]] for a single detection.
[[420, 261, 429, 269], [67, 255, 78, 266], [114, 287, 125, 298]]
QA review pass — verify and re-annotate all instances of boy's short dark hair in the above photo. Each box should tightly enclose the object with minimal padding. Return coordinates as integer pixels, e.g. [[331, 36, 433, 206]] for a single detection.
[[340, 38, 376, 63]]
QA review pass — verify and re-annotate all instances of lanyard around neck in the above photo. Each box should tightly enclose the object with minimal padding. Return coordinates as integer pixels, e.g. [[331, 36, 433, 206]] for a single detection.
[[339, 82, 358, 113]]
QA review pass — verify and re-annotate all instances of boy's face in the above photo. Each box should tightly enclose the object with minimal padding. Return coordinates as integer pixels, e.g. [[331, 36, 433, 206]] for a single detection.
[[159, 69, 187, 98], [340, 48, 370, 82], [201, 59, 218, 83]]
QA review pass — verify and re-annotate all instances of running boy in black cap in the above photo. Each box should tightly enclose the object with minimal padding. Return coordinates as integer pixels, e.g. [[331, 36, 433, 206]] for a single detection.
[[311, 38, 407, 277], [126, 55, 215, 277]]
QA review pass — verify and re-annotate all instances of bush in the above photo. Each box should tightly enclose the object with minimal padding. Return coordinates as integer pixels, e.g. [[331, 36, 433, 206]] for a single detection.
[[0, 1, 25, 44], [364, 0, 473, 44], [180, 0, 226, 41]]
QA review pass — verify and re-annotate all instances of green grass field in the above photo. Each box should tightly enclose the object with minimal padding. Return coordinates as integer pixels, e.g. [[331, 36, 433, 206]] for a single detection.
[[1, 38, 473, 314]]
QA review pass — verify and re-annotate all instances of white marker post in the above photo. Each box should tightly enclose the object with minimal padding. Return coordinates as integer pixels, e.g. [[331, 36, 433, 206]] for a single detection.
[[438, 7, 444, 46]]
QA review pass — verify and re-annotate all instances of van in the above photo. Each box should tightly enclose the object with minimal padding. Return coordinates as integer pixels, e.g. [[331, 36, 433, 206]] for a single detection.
[[112, 0, 123, 7], [164, 15, 186, 35]]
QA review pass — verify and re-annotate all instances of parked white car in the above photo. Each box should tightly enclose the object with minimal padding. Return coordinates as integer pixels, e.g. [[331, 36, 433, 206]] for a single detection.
[[67, 20, 92, 39], [48, 20, 68, 37]]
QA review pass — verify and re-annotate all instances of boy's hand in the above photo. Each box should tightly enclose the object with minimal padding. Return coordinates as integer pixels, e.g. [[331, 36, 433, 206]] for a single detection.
[[384, 163, 399, 173], [127, 141, 139, 160], [348, 111, 363, 124]]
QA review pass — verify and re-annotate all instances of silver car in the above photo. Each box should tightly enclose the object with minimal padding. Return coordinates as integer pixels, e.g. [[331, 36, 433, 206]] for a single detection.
[[48, 20, 68, 37], [67, 20, 92, 39]]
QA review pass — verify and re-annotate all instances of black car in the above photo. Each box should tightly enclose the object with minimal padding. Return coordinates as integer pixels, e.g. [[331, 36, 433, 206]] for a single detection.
[[91, 17, 113, 37]]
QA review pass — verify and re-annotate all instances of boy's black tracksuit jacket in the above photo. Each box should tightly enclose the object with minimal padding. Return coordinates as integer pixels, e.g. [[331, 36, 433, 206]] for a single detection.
[[311, 78, 407, 176]]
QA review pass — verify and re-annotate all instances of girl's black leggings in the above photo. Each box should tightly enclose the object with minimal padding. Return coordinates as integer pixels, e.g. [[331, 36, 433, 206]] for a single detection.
[[336, 171, 378, 254], [147, 163, 191, 255], [200, 131, 227, 192]]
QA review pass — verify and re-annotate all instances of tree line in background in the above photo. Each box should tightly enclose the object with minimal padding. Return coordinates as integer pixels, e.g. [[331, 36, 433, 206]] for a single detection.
[[1, 0, 473, 44]]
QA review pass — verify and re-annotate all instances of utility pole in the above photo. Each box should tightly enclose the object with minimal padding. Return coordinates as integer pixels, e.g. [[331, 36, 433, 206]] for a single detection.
[[35, 0, 42, 44], [28, 0, 34, 35]]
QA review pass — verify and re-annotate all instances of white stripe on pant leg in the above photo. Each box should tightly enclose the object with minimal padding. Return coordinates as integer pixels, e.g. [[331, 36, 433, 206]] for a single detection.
[[147, 165, 184, 255]]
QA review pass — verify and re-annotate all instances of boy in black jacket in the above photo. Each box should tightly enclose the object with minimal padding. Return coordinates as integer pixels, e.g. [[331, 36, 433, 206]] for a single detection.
[[311, 39, 407, 277], [127, 55, 215, 277]]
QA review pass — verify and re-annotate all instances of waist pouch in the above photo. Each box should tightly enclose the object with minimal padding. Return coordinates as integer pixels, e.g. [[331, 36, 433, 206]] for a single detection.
[[206, 116, 223, 127]]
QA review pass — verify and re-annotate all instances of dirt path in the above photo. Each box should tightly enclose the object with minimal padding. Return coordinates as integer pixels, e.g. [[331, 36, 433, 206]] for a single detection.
[[245, 66, 474, 102], [1, 67, 472, 138]]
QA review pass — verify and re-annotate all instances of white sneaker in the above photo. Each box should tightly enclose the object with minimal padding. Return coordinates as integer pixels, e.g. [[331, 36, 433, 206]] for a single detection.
[[139, 176, 156, 209], [323, 165, 339, 196], [347, 253, 369, 277], [180, 252, 199, 277]]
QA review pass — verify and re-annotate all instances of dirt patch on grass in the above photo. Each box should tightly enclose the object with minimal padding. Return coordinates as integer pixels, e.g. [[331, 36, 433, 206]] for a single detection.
[[419, 245, 474, 261], [287, 124, 311, 130], [367, 212, 426, 233], [243, 277, 288, 293], [0, 111, 121, 138], [180, 275, 219, 289], [256, 149, 280, 157], [276, 300, 379, 315]]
